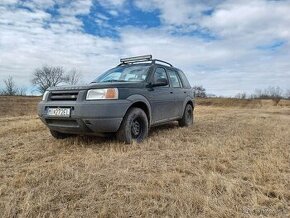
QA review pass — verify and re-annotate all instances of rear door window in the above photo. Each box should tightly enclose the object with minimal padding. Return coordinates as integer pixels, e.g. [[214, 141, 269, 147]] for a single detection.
[[177, 70, 191, 88], [168, 69, 182, 88]]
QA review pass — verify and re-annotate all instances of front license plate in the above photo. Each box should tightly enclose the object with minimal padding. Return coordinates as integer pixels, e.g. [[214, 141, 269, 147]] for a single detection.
[[47, 108, 71, 117]]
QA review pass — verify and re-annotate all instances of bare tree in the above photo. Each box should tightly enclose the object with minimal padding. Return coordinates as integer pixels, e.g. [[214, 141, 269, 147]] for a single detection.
[[2, 76, 18, 95], [32, 66, 66, 94], [266, 86, 283, 106], [235, 92, 247, 99], [253, 86, 283, 105], [253, 89, 262, 99], [192, 85, 207, 98], [66, 69, 81, 85], [18, 87, 27, 96]]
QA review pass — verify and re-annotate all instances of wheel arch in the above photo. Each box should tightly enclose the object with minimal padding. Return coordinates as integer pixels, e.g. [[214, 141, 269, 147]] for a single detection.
[[126, 95, 152, 125], [183, 97, 195, 111]]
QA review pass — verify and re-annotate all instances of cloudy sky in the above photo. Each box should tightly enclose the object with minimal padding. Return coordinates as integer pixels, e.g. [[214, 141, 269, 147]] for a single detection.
[[0, 0, 290, 95]]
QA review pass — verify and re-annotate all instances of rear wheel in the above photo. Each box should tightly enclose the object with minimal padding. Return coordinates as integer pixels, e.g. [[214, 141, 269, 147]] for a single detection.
[[50, 130, 71, 139], [179, 104, 194, 127], [117, 107, 148, 144]]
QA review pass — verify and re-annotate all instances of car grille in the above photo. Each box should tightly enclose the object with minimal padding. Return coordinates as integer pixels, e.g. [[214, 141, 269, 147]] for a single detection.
[[49, 92, 79, 101]]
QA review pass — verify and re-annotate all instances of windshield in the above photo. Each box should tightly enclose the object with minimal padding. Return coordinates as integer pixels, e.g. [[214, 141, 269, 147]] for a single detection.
[[93, 64, 150, 83]]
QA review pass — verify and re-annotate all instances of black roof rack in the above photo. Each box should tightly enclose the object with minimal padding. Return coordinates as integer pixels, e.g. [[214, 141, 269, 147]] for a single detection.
[[152, 59, 173, 67], [120, 55, 152, 64], [119, 55, 173, 67]]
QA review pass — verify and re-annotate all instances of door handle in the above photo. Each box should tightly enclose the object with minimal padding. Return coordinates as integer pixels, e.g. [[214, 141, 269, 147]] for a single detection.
[[184, 91, 187, 93], [170, 91, 173, 94]]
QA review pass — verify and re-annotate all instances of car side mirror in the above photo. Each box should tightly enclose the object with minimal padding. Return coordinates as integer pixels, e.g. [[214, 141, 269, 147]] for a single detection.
[[152, 78, 169, 87]]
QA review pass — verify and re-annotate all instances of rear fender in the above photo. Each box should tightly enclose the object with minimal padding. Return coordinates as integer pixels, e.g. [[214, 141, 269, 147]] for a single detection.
[[182, 97, 195, 112]]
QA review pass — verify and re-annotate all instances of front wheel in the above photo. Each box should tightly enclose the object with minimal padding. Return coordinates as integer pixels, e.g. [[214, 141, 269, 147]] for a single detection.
[[178, 104, 194, 127], [116, 107, 148, 144]]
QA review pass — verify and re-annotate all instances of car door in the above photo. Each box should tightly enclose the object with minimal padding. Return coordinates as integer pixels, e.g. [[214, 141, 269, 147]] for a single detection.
[[167, 69, 186, 118], [147, 67, 176, 123]]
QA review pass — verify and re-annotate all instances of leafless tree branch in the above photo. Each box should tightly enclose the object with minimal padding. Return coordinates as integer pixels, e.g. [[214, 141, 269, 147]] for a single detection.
[[32, 66, 66, 94], [66, 69, 81, 85], [2, 76, 18, 95]]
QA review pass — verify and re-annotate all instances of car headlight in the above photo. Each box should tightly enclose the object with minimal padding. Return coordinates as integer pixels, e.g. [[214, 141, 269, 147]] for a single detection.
[[86, 88, 118, 100], [42, 91, 49, 101]]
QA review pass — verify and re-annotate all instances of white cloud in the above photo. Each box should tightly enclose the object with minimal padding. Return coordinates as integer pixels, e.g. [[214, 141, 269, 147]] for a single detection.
[[0, 0, 290, 96], [135, 0, 218, 26], [118, 26, 290, 95], [20, 0, 55, 10], [108, 10, 119, 16], [0, 0, 18, 6], [202, 0, 290, 40], [99, 0, 126, 8], [57, 0, 93, 16]]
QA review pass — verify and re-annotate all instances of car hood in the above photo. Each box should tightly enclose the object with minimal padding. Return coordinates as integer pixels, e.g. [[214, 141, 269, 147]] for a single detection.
[[47, 82, 146, 91]]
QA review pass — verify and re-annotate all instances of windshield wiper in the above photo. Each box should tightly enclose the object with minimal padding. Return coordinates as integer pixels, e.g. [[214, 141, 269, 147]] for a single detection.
[[102, 79, 126, 83]]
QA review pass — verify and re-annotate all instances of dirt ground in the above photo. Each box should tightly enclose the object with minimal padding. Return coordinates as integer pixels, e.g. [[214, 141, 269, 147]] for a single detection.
[[0, 97, 289, 217]]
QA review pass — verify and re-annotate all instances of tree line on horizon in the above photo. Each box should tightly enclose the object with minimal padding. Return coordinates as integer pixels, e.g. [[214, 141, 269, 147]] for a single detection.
[[0, 66, 81, 96], [193, 85, 290, 105], [1, 65, 290, 102]]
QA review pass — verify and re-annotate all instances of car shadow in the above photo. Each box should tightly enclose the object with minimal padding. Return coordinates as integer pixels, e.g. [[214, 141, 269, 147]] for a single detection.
[[64, 122, 179, 146], [148, 122, 179, 136]]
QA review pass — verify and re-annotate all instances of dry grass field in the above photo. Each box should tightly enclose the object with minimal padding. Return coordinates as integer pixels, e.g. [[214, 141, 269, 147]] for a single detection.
[[0, 96, 289, 217]]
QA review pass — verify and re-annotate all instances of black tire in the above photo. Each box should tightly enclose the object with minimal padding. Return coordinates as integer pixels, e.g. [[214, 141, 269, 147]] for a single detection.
[[116, 107, 148, 144], [178, 104, 194, 127], [50, 130, 71, 139]]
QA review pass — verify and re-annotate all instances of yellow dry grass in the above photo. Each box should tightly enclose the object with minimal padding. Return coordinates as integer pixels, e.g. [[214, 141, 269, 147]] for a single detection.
[[0, 96, 40, 117], [198, 97, 290, 108], [0, 97, 290, 217]]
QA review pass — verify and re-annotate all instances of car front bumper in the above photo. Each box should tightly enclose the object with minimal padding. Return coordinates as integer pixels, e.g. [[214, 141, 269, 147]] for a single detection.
[[38, 99, 130, 134]]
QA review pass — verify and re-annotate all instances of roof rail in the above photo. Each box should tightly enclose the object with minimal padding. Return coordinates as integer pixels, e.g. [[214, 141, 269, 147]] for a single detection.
[[119, 55, 173, 67], [153, 59, 173, 67]]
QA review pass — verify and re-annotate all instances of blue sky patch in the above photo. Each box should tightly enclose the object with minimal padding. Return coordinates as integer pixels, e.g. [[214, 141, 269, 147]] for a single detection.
[[256, 39, 286, 51], [202, 9, 215, 16], [77, 1, 160, 38]]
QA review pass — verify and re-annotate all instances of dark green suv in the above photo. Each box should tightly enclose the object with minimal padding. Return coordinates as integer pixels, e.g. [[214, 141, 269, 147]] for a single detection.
[[38, 55, 194, 144]]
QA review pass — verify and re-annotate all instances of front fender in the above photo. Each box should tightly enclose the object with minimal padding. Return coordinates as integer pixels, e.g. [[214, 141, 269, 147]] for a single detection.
[[127, 94, 152, 123]]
